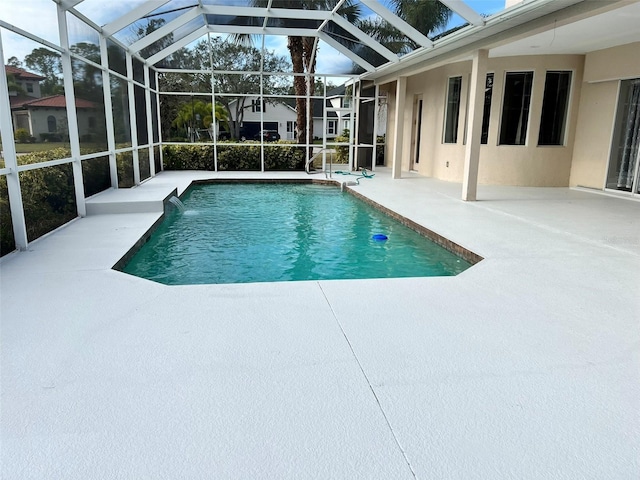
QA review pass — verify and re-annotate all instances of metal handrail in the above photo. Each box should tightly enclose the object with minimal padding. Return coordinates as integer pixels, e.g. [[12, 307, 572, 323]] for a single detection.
[[305, 147, 331, 176]]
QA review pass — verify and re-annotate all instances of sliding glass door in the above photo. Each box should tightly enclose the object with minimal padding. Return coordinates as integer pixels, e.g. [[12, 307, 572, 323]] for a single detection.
[[606, 78, 640, 194]]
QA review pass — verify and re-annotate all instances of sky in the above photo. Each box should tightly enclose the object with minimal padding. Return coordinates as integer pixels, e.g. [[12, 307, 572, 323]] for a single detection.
[[1, 0, 506, 74]]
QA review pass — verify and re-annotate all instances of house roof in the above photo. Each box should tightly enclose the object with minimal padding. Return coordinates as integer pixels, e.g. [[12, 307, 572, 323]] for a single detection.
[[5, 65, 46, 81], [10, 95, 98, 110], [282, 98, 338, 119]]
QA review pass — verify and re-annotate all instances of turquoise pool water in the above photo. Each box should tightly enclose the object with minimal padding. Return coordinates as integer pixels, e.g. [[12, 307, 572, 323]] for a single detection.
[[122, 183, 471, 284]]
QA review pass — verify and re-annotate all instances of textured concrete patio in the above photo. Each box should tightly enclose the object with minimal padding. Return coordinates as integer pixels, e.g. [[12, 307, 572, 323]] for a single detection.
[[1, 168, 639, 479]]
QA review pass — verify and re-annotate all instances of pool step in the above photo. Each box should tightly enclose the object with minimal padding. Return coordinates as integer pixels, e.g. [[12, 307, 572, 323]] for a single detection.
[[85, 186, 177, 215]]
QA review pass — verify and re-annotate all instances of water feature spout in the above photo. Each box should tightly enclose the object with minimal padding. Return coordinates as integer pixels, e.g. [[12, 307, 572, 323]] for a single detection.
[[168, 196, 186, 213]]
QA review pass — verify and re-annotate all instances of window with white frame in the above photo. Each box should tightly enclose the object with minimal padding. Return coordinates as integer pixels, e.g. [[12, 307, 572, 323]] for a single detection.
[[538, 71, 572, 146], [499, 71, 534, 145], [327, 120, 337, 135], [444, 76, 462, 143], [286, 121, 296, 139]]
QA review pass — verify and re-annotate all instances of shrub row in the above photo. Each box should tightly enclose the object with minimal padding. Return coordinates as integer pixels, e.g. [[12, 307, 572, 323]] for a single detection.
[[0, 148, 133, 256], [162, 142, 306, 171]]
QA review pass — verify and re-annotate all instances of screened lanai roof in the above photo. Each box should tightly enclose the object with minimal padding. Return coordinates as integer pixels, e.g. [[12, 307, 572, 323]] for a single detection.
[[51, 0, 499, 74]]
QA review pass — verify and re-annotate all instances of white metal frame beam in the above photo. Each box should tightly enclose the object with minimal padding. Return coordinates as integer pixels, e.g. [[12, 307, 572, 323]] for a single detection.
[[145, 25, 208, 65], [59, 0, 85, 9], [0, 33, 28, 250], [360, 0, 433, 48], [318, 32, 376, 72], [129, 6, 201, 54], [329, 14, 399, 64], [200, 5, 330, 21], [57, 3, 86, 217], [439, 0, 485, 27], [103, 0, 173, 36]]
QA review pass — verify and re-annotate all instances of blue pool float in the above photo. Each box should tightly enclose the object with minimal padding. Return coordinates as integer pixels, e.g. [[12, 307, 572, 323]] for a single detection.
[[372, 234, 388, 241]]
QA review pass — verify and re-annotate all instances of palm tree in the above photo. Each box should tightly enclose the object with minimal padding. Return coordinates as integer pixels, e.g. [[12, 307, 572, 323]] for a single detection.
[[239, 0, 451, 149], [242, 0, 361, 149], [173, 100, 229, 141], [354, 0, 452, 68]]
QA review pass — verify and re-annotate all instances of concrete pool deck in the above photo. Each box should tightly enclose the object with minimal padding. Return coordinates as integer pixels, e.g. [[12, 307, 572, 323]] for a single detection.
[[1, 168, 639, 479]]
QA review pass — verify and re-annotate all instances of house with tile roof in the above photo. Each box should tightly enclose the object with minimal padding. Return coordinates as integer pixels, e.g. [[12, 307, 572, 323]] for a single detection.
[[7, 65, 103, 142]]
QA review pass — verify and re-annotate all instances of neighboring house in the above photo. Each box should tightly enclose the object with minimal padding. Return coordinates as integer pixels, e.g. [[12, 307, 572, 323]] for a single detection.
[[225, 96, 339, 141], [7, 65, 102, 142], [326, 85, 353, 135], [375, 0, 640, 197], [5, 65, 44, 98]]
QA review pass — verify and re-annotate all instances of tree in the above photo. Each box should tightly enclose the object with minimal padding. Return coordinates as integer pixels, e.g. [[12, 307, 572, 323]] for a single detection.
[[244, 0, 361, 150], [70, 42, 101, 64], [173, 99, 228, 141], [24, 47, 63, 96], [6, 73, 26, 96], [7, 56, 22, 68], [170, 37, 289, 140], [70, 43, 103, 100], [355, 0, 452, 68]]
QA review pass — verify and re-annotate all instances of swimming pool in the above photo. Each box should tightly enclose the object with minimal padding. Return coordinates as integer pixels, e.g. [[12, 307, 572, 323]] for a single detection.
[[120, 182, 474, 284]]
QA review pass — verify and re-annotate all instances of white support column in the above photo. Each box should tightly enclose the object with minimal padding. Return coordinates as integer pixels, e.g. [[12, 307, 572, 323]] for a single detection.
[[391, 76, 407, 179], [347, 82, 356, 171], [126, 52, 140, 185], [462, 49, 488, 201], [0, 34, 28, 250], [58, 5, 86, 216], [353, 80, 361, 171], [99, 36, 118, 188], [372, 83, 380, 172], [208, 33, 218, 172], [259, 34, 265, 172], [322, 78, 327, 172], [155, 70, 164, 172], [144, 65, 155, 176]]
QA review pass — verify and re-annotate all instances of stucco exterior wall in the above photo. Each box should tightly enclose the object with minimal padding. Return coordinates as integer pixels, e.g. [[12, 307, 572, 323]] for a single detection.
[[391, 54, 585, 186], [27, 108, 102, 141], [570, 43, 640, 188], [583, 42, 640, 83]]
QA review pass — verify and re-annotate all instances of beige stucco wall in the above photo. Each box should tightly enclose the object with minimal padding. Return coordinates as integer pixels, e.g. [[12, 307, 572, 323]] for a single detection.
[[27, 108, 103, 141], [570, 43, 640, 188], [389, 54, 585, 186], [583, 42, 640, 83]]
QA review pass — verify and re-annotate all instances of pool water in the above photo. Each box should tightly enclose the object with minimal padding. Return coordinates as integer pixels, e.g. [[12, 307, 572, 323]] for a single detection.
[[121, 183, 472, 284]]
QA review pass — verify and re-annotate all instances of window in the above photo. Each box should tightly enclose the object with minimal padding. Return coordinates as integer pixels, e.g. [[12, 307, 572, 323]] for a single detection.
[[251, 100, 265, 112], [499, 72, 533, 145], [47, 115, 57, 133], [286, 120, 296, 139], [26, 83, 34, 93], [538, 71, 572, 146], [343, 97, 351, 108], [327, 120, 337, 135], [481, 73, 494, 144], [343, 120, 350, 131], [444, 76, 462, 143]]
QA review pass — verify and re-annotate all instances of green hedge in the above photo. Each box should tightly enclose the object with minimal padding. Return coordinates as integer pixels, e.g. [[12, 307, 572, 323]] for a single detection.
[[162, 142, 306, 171], [0, 148, 133, 256]]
